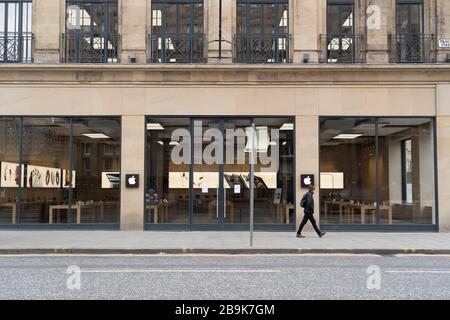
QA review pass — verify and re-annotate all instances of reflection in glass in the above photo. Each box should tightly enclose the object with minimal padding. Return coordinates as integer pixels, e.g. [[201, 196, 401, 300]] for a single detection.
[[71, 118, 121, 224], [65, 0, 119, 63], [146, 118, 190, 224], [320, 118, 377, 224], [378, 118, 434, 224], [150, 0, 205, 63], [320, 117, 435, 226], [235, 0, 289, 63], [0, 118, 21, 224], [21, 118, 71, 224]]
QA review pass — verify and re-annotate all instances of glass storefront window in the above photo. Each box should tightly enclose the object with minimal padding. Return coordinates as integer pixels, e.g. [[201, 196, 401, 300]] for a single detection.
[[21, 118, 71, 224], [320, 117, 436, 226], [0, 116, 121, 226], [0, 118, 21, 224], [72, 118, 121, 224], [145, 117, 295, 229], [146, 118, 190, 224]]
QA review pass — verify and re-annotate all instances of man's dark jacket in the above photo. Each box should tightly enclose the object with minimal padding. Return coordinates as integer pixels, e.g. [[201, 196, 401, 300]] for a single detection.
[[303, 191, 314, 215]]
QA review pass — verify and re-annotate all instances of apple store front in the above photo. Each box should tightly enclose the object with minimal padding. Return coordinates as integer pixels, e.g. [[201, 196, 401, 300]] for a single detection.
[[319, 117, 438, 231], [145, 117, 296, 231], [0, 117, 121, 228]]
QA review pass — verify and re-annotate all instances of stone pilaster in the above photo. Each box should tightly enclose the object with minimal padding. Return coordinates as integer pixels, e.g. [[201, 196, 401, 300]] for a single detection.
[[32, 0, 63, 63], [119, 0, 148, 63], [121, 116, 145, 231], [206, 0, 233, 63], [436, 0, 450, 62], [365, 0, 392, 63], [292, 0, 325, 63]]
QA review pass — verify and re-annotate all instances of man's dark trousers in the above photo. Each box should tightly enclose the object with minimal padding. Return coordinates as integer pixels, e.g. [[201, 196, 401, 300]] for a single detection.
[[297, 213, 321, 236]]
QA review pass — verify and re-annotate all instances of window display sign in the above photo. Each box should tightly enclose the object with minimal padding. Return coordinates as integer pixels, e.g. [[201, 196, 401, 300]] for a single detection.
[[63, 169, 76, 188], [27, 165, 62, 188], [0, 162, 24, 187], [101, 172, 120, 189]]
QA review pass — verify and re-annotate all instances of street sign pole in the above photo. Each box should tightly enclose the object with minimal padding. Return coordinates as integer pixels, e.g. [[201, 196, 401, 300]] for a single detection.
[[250, 122, 256, 247]]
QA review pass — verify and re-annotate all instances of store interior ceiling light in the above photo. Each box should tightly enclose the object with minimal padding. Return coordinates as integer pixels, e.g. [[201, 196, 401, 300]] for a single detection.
[[333, 134, 363, 140], [147, 123, 164, 130], [82, 133, 111, 139], [157, 141, 164, 145], [280, 123, 294, 131], [169, 141, 180, 146]]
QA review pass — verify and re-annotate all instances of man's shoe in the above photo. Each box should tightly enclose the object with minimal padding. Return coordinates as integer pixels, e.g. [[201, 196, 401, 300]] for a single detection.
[[296, 234, 306, 238], [319, 232, 326, 238]]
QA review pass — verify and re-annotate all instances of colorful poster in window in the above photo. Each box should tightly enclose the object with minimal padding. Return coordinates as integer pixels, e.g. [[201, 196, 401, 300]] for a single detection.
[[26, 165, 62, 188], [0, 162, 24, 188], [62, 169, 76, 188]]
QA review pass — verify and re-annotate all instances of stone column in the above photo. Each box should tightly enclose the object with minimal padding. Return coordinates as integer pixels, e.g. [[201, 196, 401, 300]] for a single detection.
[[291, 0, 325, 63], [206, 0, 234, 63], [120, 116, 145, 231], [296, 116, 320, 233], [436, 0, 450, 62], [365, 0, 392, 63], [32, 0, 63, 63], [437, 85, 450, 232], [119, 0, 148, 63]]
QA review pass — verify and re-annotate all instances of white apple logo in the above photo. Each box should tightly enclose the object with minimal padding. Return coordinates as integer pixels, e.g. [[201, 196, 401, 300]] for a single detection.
[[303, 176, 311, 186], [128, 176, 136, 185]]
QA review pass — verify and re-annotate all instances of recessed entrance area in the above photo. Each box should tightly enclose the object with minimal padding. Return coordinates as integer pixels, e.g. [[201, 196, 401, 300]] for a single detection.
[[145, 117, 295, 230]]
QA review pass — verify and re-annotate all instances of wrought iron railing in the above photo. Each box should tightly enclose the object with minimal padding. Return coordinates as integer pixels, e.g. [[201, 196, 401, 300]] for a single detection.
[[319, 34, 366, 63], [233, 33, 291, 64], [149, 33, 206, 63], [388, 33, 436, 63], [62, 33, 120, 63], [0, 32, 33, 63]]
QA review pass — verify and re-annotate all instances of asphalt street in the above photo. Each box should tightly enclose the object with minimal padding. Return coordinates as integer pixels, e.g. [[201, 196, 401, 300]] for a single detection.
[[0, 254, 449, 300]]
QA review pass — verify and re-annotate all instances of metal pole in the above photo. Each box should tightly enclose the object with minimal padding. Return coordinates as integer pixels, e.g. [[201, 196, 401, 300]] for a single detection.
[[250, 122, 256, 247], [219, 0, 222, 60]]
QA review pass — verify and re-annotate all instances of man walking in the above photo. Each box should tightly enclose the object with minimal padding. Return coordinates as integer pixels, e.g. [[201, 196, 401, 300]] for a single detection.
[[297, 185, 326, 238]]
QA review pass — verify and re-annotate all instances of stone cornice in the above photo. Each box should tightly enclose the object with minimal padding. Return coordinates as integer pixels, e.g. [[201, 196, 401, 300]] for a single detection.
[[0, 63, 450, 85]]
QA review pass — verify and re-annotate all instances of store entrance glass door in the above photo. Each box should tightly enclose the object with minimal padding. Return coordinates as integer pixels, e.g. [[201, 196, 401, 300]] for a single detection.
[[192, 119, 223, 225]]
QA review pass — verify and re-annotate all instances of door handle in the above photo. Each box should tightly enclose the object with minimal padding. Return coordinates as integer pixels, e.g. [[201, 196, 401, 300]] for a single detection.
[[224, 187, 227, 219], [216, 186, 219, 219]]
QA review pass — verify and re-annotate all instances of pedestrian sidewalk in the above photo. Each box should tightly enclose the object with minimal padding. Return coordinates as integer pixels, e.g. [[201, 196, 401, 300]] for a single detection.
[[1, 231, 450, 255]]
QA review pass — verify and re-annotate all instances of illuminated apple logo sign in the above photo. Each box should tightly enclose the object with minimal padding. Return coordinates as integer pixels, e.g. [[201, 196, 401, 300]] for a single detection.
[[300, 174, 314, 188], [125, 174, 139, 188]]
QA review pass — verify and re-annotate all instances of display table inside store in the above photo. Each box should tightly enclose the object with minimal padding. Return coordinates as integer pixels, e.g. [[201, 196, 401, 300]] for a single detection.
[[276, 203, 294, 224], [49, 201, 112, 224], [146, 203, 168, 224], [323, 200, 393, 224], [0, 202, 16, 224]]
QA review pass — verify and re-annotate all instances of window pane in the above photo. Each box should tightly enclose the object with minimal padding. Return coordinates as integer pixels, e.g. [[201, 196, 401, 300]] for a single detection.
[[320, 118, 377, 225], [146, 118, 190, 224], [21, 118, 71, 224], [377, 118, 435, 224], [253, 118, 295, 224], [71, 118, 121, 224], [0, 118, 21, 225]]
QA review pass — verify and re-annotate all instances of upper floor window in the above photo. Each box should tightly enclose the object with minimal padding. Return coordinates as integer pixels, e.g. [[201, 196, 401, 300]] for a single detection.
[[392, 0, 433, 63], [235, 0, 290, 63], [150, 0, 205, 63], [322, 0, 363, 63], [0, 0, 32, 63], [64, 0, 119, 63]]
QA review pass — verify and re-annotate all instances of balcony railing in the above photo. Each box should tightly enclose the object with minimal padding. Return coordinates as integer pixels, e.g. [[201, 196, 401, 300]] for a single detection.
[[62, 33, 120, 63], [233, 34, 291, 64], [320, 34, 366, 63], [0, 32, 33, 63], [149, 33, 206, 63], [388, 33, 436, 63]]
